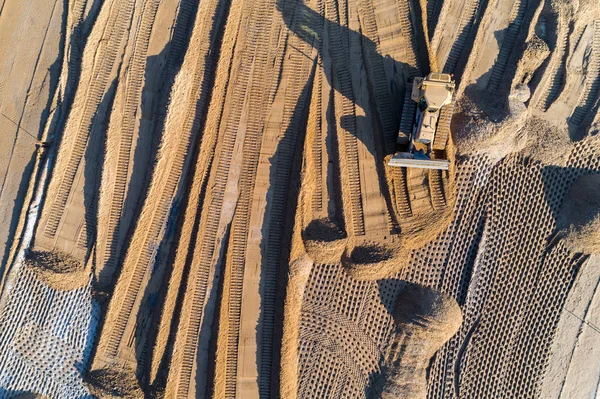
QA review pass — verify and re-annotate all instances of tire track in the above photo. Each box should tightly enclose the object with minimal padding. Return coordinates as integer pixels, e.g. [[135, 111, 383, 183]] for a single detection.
[[486, 0, 529, 91], [44, 0, 137, 238], [94, 0, 228, 369], [326, 0, 365, 237], [220, 1, 286, 391], [534, 15, 569, 111], [396, 0, 421, 74], [392, 167, 412, 218], [151, 0, 241, 388], [570, 21, 600, 126], [442, 0, 481, 74], [429, 169, 446, 209], [166, 0, 284, 395], [99, 0, 160, 284], [359, 0, 398, 154], [311, 55, 325, 214]]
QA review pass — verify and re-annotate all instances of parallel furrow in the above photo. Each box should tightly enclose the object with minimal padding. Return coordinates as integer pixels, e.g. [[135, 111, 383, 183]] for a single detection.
[[570, 21, 600, 126], [103, 0, 223, 359], [486, 0, 529, 91], [359, 0, 398, 153], [100, 0, 160, 283], [326, 0, 365, 236], [311, 57, 324, 214], [536, 19, 569, 110], [44, 0, 137, 238], [442, 0, 480, 74]]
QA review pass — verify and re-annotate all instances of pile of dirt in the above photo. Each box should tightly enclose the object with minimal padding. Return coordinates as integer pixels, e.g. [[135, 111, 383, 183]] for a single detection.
[[346, 243, 393, 264], [85, 367, 144, 398], [557, 173, 600, 253], [302, 218, 347, 264], [512, 35, 550, 94], [377, 283, 462, 398], [341, 240, 403, 280], [24, 250, 89, 291], [520, 118, 572, 165], [452, 94, 529, 160]]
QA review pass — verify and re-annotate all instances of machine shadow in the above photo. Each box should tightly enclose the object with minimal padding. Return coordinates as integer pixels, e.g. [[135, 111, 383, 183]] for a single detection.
[[256, 0, 423, 396], [277, 0, 420, 157]]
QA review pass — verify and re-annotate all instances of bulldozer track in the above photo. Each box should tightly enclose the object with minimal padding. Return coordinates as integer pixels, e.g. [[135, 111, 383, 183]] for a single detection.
[[395, 0, 420, 74], [442, 0, 481, 74], [433, 98, 454, 151], [311, 57, 324, 214], [164, 0, 261, 393], [428, 169, 446, 209], [392, 167, 412, 218], [166, 0, 200, 72], [407, 168, 432, 214], [359, 0, 398, 153], [486, 0, 529, 91], [426, 0, 444, 35], [100, 0, 227, 364], [216, 1, 288, 396], [535, 18, 569, 111], [100, 0, 160, 284], [44, 0, 137, 238], [258, 49, 316, 395], [570, 21, 600, 126], [170, 45, 239, 399], [326, 0, 365, 237], [397, 83, 416, 144]]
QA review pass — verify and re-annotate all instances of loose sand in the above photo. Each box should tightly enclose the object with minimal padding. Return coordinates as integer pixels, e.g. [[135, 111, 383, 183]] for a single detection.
[[24, 250, 90, 291], [377, 283, 462, 398], [85, 367, 144, 399], [1, 0, 600, 396], [557, 173, 600, 253]]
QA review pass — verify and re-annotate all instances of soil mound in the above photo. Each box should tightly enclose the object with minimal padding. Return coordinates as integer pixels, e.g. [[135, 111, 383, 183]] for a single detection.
[[393, 283, 463, 338], [347, 244, 393, 264], [24, 250, 89, 291], [302, 218, 347, 264], [378, 284, 462, 399], [341, 240, 404, 281], [557, 173, 600, 253], [85, 367, 144, 398]]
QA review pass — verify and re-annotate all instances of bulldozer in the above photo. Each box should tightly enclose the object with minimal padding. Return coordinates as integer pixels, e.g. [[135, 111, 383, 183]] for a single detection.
[[388, 72, 455, 170]]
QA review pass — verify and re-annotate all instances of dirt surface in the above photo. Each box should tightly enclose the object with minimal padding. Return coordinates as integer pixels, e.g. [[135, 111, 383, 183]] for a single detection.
[[1, 0, 600, 397], [85, 367, 144, 399], [557, 173, 600, 253], [377, 284, 462, 398], [24, 250, 89, 291]]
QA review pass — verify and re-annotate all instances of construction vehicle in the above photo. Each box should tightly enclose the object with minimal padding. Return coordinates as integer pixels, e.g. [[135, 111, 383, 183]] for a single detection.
[[388, 72, 455, 170]]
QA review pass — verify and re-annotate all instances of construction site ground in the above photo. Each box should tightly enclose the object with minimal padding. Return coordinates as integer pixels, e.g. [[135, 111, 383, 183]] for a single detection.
[[0, 0, 599, 397]]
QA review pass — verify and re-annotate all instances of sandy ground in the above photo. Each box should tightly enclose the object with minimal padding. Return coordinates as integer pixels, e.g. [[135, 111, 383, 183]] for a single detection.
[[0, 0, 600, 397], [0, 0, 63, 277]]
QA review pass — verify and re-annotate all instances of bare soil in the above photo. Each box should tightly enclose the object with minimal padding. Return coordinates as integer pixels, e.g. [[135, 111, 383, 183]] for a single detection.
[[24, 250, 89, 291], [557, 173, 600, 253], [85, 368, 144, 399]]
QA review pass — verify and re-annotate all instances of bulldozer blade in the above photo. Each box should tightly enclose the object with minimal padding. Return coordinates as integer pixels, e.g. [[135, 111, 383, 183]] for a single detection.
[[388, 153, 449, 170]]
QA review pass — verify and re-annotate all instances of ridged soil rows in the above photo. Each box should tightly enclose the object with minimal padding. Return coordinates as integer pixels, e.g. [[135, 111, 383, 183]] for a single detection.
[[44, 0, 137, 238]]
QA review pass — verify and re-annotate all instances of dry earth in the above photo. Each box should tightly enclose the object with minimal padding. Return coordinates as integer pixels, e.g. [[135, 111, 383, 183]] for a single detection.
[[0, 0, 599, 397]]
